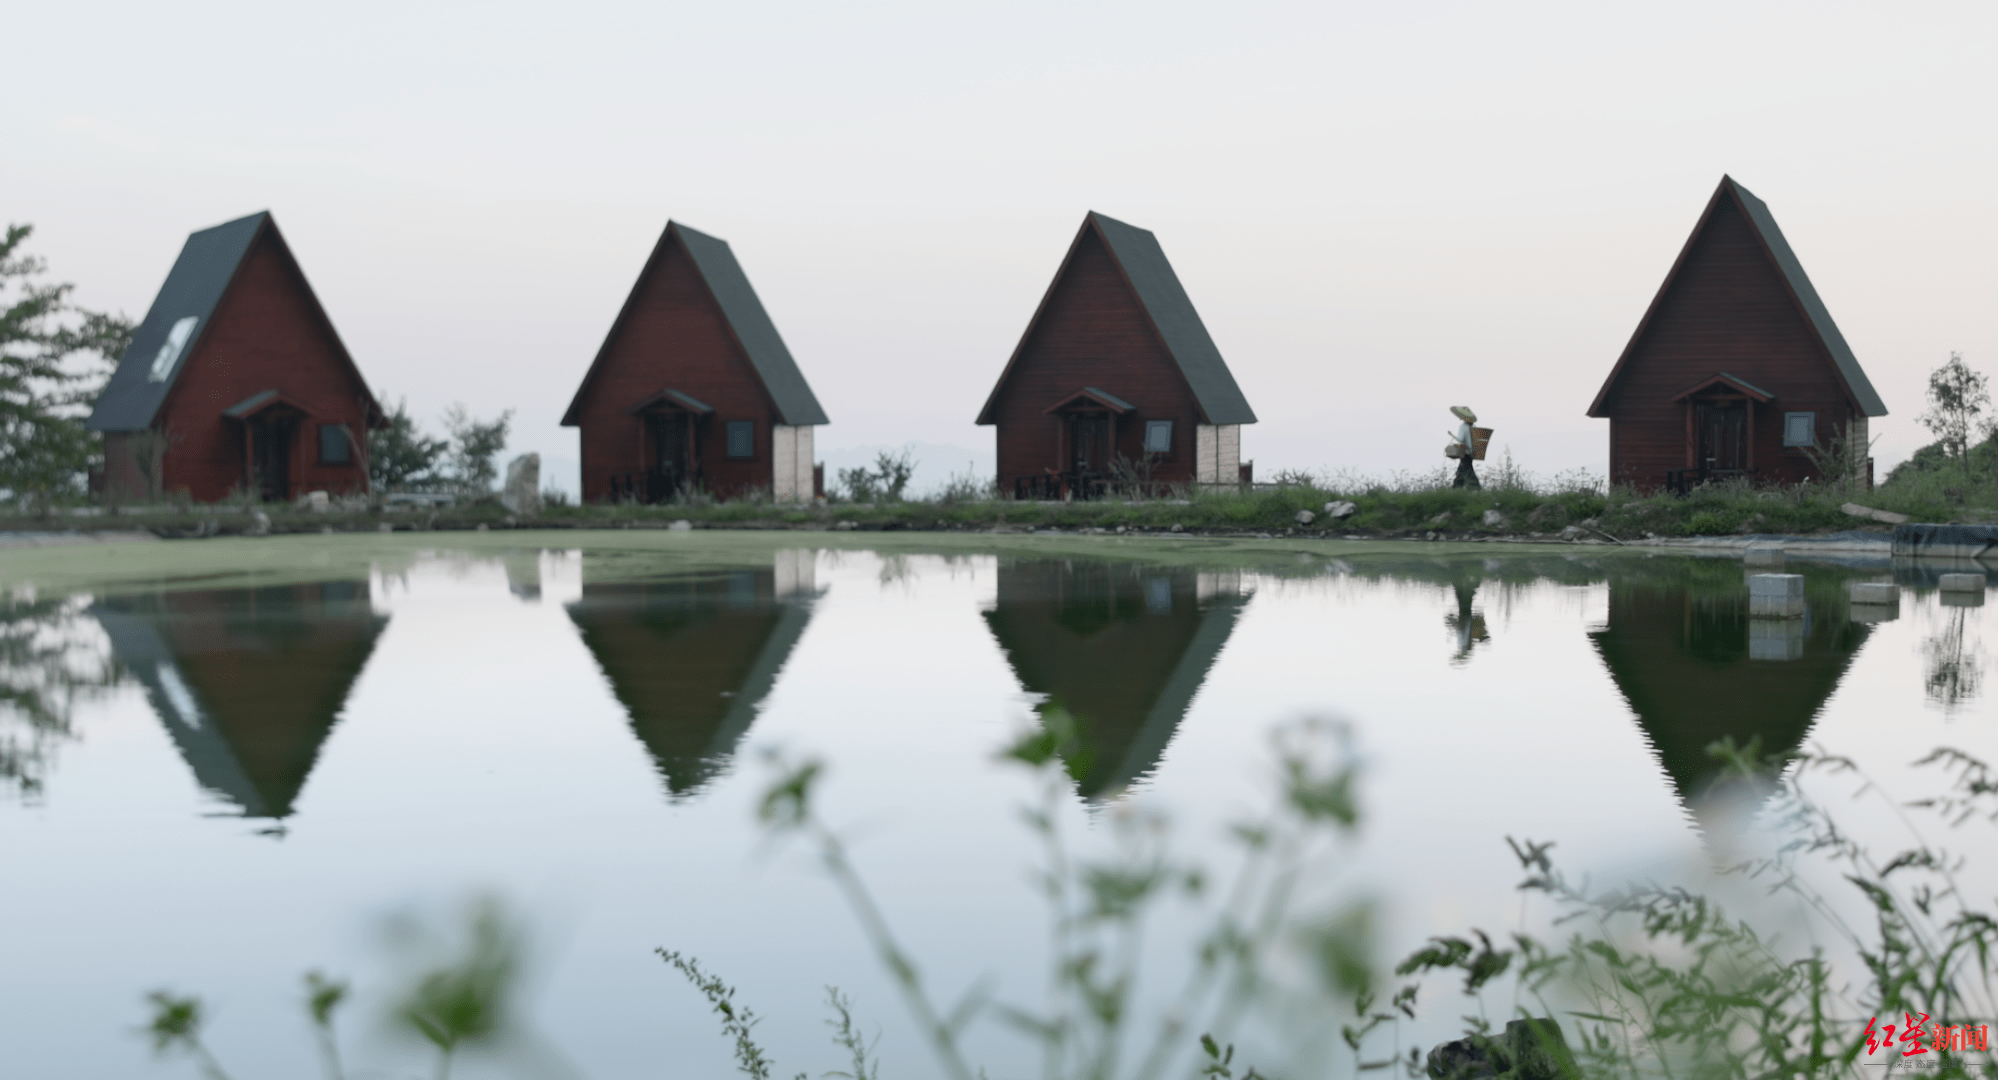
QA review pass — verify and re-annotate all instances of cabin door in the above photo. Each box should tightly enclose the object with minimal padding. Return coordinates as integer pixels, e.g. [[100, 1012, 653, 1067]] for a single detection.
[[648, 412, 693, 500], [250, 416, 295, 502], [1694, 400, 1747, 472], [1070, 414, 1111, 481]]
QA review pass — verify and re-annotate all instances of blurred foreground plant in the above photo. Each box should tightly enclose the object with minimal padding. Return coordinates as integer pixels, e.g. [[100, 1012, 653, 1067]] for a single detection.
[[141, 726, 1998, 1079], [660, 711, 1374, 1079], [1394, 740, 1998, 1079], [143, 899, 524, 1080]]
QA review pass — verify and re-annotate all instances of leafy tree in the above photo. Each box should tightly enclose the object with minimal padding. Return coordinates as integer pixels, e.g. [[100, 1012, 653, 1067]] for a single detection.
[[837, 448, 915, 502], [1917, 351, 1989, 463], [368, 394, 449, 491], [0, 224, 134, 509], [442, 403, 512, 494]]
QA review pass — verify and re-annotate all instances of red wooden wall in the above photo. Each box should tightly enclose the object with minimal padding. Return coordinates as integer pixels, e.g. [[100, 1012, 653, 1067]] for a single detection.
[[571, 238, 781, 502], [145, 229, 373, 502], [989, 227, 1204, 484], [1598, 196, 1863, 489]]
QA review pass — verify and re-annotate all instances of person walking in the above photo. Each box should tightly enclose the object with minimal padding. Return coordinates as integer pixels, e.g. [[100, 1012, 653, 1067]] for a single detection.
[[1446, 406, 1481, 490]]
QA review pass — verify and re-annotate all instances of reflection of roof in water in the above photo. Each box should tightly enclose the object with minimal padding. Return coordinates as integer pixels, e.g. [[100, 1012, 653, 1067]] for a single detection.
[[983, 560, 1247, 799], [1588, 568, 1869, 832], [92, 581, 387, 819], [564, 567, 817, 799]]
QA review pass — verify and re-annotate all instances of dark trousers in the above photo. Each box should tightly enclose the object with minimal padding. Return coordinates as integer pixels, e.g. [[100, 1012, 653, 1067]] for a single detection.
[[1453, 457, 1480, 490]]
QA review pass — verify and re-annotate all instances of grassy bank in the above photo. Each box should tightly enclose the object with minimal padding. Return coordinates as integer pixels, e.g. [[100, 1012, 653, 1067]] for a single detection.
[[12, 470, 1998, 542]]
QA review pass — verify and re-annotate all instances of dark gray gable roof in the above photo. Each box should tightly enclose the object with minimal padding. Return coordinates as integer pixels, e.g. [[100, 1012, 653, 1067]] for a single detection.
[[561, 221, 828, 427], [1588, 178, 1886, 418], [978, 212, 1256, 426], [1729, 180, 1886, 417], [87, 213, 269, 432]]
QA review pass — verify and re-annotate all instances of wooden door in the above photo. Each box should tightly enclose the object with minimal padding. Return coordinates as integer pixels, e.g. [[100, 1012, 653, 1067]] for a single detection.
[[1070, 415, 1110, 475], [1695, 400, 1747, 472], [251, 417, 294, 502], [649, 413, 692, 498]]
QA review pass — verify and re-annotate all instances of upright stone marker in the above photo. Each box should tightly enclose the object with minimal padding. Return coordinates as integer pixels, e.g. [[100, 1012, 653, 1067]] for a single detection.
[[501, 453, 542, 517]]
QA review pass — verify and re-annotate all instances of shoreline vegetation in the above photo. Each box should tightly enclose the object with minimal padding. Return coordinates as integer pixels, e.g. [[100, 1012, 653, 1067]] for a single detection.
[[10, 465, 1997, 544]]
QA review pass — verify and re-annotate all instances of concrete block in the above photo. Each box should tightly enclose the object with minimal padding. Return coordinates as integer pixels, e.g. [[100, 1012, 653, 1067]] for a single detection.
[[1743, 542, 1785, 566], [1749, 618, 1806, 660], [1851, 603, 1900, 624], [1748, 573, 1805, 598], [1942, 590, 1986, 608], [1938, 573, 1986, 592], [1847, 582, 1898, 605], [1749, 596, 1807, 617]]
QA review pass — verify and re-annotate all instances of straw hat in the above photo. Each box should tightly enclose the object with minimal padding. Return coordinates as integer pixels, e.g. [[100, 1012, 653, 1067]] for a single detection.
[[1450, 406, 1478, 423]]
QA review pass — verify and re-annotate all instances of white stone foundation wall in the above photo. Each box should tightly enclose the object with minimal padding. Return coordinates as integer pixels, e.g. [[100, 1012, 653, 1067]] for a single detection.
[[772, 425, 815, 502], [1193, 424, 1242, 484]]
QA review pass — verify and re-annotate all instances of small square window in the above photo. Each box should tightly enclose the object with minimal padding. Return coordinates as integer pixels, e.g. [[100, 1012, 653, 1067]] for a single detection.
[[1143, 419, 1174, 454], [1782, 412, 1816, 448], [318, 424, 351, 464], [726, 421, 755, 459]]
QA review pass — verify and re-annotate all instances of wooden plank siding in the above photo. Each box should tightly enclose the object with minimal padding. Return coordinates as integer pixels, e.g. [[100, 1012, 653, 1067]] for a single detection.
[[151, 228, 374, 502], [1594, 189, 1871, 490], [568, 234, 788, 503], [987, 227, 1206, 485]]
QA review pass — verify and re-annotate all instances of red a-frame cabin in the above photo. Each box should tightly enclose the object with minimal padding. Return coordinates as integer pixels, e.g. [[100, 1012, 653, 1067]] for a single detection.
[[562, 221, 828, 503], [978, 212, 1256, 499], [87, 212, 382, 503], [1588, 177, 1887, 492]]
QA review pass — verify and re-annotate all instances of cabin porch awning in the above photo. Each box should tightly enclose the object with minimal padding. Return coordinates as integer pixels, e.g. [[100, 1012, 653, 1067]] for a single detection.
[[1669, 372, 1774, 404], [626, 388, 715, 415], [221, 390, 316, 419], [1044, 387, 1135, 415]]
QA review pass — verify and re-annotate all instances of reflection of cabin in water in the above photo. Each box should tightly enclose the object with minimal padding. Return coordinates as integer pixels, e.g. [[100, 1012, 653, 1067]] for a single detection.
[[1587, 177, 1888, 493], [91, 582, 387, 819], [564, 553, 819, 799], [1588, 571, 1868, 831], [978, 213, 1257, 499], [87, 212, 384, 504], [982, 561, 1247, 798], [562, 222, 828, 504]]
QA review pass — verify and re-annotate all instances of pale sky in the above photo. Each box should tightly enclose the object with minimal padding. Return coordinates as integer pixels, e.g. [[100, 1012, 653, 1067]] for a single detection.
[[9, 0, 1995, 494]]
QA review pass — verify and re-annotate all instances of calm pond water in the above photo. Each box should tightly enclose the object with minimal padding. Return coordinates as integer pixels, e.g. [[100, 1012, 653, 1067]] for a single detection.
[[2, 533, 1994, 1078]]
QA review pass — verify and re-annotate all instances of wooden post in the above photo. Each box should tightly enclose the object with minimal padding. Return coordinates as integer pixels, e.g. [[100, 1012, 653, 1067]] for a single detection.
[[1745, 399, 1756, 473], [1684, 400, 1696, 469]]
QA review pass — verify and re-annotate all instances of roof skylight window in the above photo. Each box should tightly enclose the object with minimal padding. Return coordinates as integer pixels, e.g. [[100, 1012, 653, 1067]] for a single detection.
[[148, 316, 198, 382]]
